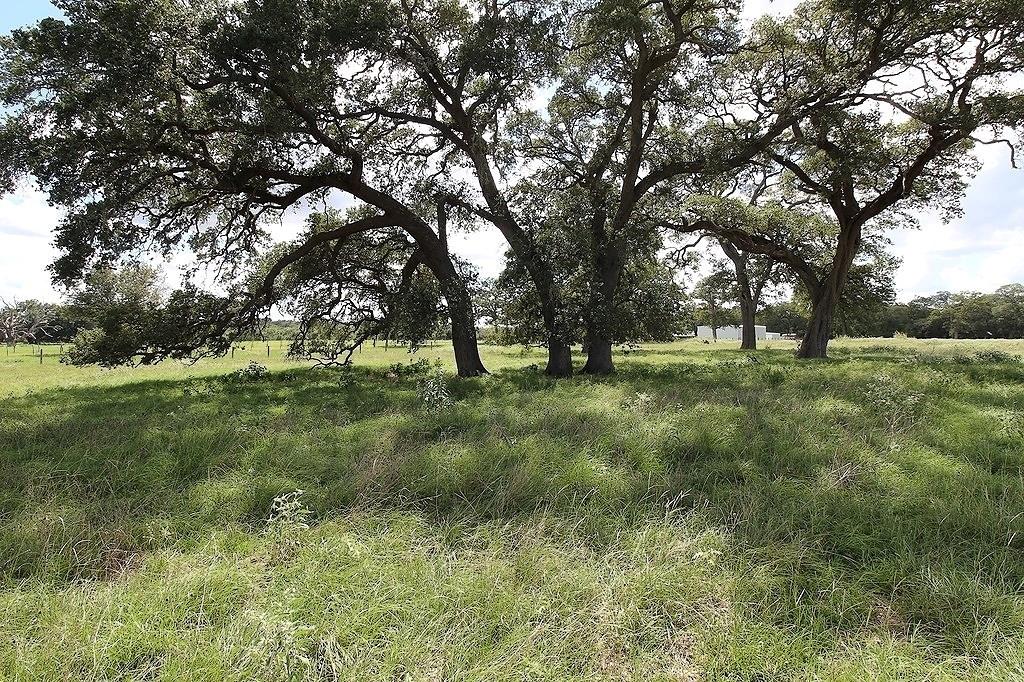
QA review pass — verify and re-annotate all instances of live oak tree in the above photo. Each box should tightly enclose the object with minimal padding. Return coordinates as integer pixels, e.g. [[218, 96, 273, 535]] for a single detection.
[[474, 0, 829, 372], [504, 0, 745, 373], [670, 192, 910, 354], [521, 0, 1007, 371], [0, 0, 488, 375], [665, 174, 787, 350], [281, 0, 578, 374], [716, 241, 784, 349], [402, 0, 1023, 371], [676, 0, 1024, 357]]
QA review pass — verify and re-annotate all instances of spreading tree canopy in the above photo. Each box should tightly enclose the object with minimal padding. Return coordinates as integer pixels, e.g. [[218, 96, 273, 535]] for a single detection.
[[1, 0, 1021, 371]]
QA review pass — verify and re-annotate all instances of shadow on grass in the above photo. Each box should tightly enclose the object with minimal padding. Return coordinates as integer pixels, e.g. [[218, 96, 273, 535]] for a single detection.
[[1, 358, 1023, 656]]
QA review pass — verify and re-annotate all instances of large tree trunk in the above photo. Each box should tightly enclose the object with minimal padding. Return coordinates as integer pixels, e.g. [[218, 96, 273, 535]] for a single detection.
[[581, 236, 623, 375], [798, 284, 836, 359], [719, 239, 757, 350], [796, 222, 861, 359], [582, 336, 613, 374], [446, 285, 488, 377], [739, 295, 757, 350], [537, 293, 573, 377], [420, 211, 487, 378], [546, 338, 573, 377], [464, 139, 571, 377]]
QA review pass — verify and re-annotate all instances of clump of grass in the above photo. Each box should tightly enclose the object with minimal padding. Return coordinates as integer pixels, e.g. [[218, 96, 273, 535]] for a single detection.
[[265, 490, 312, 564], [992, 409, 1024, 439], [865, 372, 925, 439], [759, 364, 788, 388], [621, 391, 655, 413], [230, 609, 315, 681], [975, 349, 1020, 363]]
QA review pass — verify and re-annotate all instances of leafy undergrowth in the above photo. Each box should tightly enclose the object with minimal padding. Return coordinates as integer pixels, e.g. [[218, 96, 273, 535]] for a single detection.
[[1, 341, 1024, 680]]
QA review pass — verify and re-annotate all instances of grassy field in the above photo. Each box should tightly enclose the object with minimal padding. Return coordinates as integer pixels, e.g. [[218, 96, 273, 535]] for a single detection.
[[2, 338, 1024, 680]]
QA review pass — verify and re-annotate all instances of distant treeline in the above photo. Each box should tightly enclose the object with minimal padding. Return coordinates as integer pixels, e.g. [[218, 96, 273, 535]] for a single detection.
[[236, 320, 300, 342], [9, 283, 1024, 348], [4, 305, 307, 345], [759, 284, 1024, 340]]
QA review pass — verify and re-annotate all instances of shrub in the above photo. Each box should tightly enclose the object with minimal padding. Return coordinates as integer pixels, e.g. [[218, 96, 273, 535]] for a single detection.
[[419, 372, 454, 411], [387, 357, 435, 378], [224, 361, 270, 382]]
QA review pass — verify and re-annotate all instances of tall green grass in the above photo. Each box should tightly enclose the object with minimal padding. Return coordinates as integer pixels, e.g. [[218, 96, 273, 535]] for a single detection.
[[1, 339, 1023, 680]]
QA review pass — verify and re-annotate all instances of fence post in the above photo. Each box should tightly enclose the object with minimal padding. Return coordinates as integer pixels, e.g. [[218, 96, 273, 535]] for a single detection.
[[40, 347, 44, 364], [267, 344, 271, 358], [231, 346, 235, 359]]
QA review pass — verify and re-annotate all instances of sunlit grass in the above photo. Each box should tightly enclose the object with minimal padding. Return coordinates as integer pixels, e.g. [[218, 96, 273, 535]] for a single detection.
[[1, 338, 1024, 679]]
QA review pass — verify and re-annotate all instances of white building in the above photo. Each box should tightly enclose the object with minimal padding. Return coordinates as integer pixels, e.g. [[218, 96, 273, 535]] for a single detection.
[[696, 325, 766, 341]]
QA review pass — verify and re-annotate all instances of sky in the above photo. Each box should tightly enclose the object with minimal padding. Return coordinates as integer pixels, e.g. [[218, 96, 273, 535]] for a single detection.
[[1, 0, 1022, 304]]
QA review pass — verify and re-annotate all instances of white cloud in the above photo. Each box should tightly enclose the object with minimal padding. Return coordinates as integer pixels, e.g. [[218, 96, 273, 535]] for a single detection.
[[0, 184, 63, 302], [889, 152, 1024, 300], [742, 0, 800, 22], [448, 224, 506, 278]]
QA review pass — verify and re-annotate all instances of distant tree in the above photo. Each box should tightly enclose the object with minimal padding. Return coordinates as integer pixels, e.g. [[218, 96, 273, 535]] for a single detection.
[[0, 298, 56, 348], [240, 320, 299, 342], [664, 171, 787, 349], [904, 293, 955, 339], [487, 255, 552, 348], [759, 300, 808, 337], [473, 278, 505, 343], [692, 266, 738, 342], [715, 240, 784, 349], [896, 287, 1024, 340], [991, 285, 1024, 338], [665, 193, 816, 343], [948, 293, 997, 340], [381, 266, 448, 348]]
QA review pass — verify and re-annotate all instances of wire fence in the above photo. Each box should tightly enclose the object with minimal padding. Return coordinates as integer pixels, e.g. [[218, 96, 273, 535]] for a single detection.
[[1, 338, 433, 364]]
